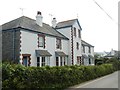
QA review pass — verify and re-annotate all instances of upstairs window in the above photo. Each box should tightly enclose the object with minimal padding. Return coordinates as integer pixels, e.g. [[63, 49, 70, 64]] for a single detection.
[[78, 29, 81, 38], [38, 34, 45, 48], [56, 38, 62, 49], [74, 27, 76, 37], [83, 46, 85, 53], [89, 47, 91, 53], [76, 42, 79, 50]]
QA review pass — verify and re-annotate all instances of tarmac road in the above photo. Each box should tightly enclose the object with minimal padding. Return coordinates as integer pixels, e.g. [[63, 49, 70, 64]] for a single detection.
[[68, 71, 119, 89]]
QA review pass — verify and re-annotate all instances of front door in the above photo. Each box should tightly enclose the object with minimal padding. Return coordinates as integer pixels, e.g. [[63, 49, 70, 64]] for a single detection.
[[23, 56, 28, 66], [22, 54, 31, 66]]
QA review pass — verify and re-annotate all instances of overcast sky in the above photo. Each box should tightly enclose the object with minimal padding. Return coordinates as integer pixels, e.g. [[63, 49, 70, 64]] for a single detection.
[[0, 0, 118, 52]]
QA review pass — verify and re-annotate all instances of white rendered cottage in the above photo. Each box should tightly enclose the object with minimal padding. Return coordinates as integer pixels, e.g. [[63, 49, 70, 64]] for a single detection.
[[2, 11, 94, 67], [81, 40, 94, 65], [56, 19, 82, 65]]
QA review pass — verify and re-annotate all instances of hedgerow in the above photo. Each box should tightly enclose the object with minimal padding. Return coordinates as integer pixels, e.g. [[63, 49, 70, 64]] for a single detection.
[[2, 62, 114, 89]]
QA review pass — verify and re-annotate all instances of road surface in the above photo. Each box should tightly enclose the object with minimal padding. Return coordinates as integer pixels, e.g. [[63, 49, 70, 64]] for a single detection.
[[69, 71, 119, 89]]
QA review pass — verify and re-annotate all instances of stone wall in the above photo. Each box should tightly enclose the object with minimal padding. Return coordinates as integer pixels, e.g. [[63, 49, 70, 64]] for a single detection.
[[2, 29, 20, 63]]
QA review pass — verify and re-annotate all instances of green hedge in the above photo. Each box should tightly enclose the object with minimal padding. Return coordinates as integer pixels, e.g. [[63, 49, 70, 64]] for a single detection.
[[2, 63, 114, 89]]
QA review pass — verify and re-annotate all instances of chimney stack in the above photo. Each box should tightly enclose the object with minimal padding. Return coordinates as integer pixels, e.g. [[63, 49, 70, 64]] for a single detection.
[[52, 18, 57, 28], [36, 11, 43, 27]]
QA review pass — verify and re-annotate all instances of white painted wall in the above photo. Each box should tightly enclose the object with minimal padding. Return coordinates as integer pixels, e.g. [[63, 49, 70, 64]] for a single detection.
[[20, 30, 38, 66], [20, 30, 69, 67], [19, 19, 94, 67], [57, 20, 82, 65], [46, 35, 69, 66], [45, 36, 56, 66], [57, 27, 72, 65], [91, 47, 94, 56], [72, 21, 82, 65], [82, 45, 94, 65]]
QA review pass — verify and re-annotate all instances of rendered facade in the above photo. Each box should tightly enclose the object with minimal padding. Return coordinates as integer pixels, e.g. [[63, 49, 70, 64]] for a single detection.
[[2, 11, 94, 66]]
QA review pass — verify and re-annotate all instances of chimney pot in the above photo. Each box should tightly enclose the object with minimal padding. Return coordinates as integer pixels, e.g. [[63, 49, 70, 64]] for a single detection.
[[36, 11, 43, 27], [37, 11, 41, 15], [52, 18, 57, 28]]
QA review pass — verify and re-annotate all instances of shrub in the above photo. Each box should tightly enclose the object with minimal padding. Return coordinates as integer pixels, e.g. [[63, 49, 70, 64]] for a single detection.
[[2, 62, 115, 89]]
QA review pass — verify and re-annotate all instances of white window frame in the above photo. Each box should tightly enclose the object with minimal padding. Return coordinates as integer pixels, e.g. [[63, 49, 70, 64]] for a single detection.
[[41, 57, 46, 66], [37, 57, 40, 67], [46, 57, 50, 66], [38, 34, 45, 48], [56, 38, 62, 49]]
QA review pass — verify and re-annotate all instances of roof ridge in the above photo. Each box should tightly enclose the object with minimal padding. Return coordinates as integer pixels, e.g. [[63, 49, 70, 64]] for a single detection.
[[2, 16, 22, 26], [81, 40, 94, 47], [58, 18, 77, 23], [2, 15, 69, 40], [2, 16, 36, 26]]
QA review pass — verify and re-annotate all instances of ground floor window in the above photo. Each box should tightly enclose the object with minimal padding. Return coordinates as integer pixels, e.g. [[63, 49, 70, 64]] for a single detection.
[[82, 57, 84, 65], [37, 56, 50, 67], [56, 56, 68, 66], [90, 58, 94, 65], [56, 57, 59, 66], [46, 57, 50, 66], [89, 58, 91, 64], [77, 56, 83, 65], [64, 57, 66, 65], [41, 57, 45, 66], [60, 57, 62, 66], [37, 57, 40, 67]]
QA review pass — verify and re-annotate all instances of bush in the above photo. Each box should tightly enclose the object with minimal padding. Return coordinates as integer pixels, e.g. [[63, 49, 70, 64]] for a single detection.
[[2, 62, 115, 89]]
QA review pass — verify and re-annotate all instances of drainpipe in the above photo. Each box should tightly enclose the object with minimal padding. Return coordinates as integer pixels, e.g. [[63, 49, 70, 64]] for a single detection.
[[13, 30, 15, 62], [71, 27, 74, 65]]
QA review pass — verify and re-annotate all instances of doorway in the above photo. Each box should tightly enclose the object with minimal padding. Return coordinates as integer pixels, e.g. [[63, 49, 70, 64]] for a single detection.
[[22, 54, 31, 66], [23, 56, 28, 66]]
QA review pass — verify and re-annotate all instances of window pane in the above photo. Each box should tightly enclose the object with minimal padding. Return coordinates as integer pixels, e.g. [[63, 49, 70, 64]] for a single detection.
[[89, 47, 91, 53], [42, 57, 45, 66], [60, 57, 62, 66], [37, 63, 40, 67], [64, 57, 65, 65], [39, 37, 43, 46], [89, 58, 91, 64], [47, 57, 50, 66], [83, 46, 85, 53], [56, 38, 61, 49], [76, 42, 79, 50], [78, 29, 81, 38], [37, 57, 40, 62], [74, 27, 76, 37], [37, 57, 40, 67], [39, 36, 44, 47], [56, 57, 59, 66]]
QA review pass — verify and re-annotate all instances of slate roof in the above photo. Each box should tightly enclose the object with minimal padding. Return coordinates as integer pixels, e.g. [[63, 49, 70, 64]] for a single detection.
[[81, 40, 94, 47], [55, 51, 68, 57], [2, 16, 68, 39], [35, 50, 52, 57], [56, 19, 82, 30]]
